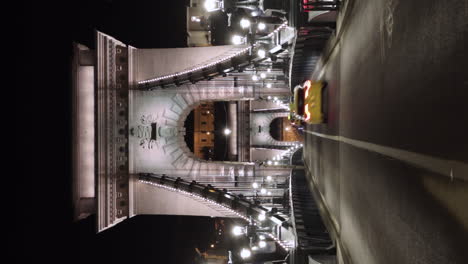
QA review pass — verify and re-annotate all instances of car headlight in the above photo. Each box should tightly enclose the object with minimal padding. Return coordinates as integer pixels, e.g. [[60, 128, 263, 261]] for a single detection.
[[304, 104, 311, 121]]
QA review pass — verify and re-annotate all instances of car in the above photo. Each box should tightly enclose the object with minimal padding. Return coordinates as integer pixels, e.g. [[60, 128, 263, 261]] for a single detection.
[[290, 80, 327, 125], [289, 85, 305, 126]]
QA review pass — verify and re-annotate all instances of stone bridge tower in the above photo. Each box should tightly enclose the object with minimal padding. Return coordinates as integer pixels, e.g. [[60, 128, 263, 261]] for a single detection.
[[73, 25, 299, 231]]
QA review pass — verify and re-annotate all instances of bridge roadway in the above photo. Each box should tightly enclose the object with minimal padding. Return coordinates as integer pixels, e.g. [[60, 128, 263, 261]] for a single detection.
[[302, 0, 468, 263]]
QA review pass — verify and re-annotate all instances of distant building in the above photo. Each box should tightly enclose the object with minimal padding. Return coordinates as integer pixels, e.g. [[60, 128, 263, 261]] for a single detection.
[[194, 103, 215, 159], [196, 247, 229, 264], [187, 0, 212, 46]]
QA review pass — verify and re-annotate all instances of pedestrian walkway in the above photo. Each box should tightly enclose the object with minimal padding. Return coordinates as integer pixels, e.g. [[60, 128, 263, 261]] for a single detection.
[[290, 169, 336, 264]]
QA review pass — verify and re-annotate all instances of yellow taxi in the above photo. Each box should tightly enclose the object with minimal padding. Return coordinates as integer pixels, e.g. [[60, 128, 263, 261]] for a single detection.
[[290, 80, 327, 125], [289, 84, 305, 126], [303, 80, 327, 124]]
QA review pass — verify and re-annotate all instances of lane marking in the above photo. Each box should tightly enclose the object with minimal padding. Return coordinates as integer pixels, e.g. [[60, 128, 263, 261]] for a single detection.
[[304, 130, 468, 181]]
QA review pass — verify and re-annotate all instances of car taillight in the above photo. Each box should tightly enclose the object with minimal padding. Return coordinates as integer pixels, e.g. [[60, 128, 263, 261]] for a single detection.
[[304, 104, 311, 121]]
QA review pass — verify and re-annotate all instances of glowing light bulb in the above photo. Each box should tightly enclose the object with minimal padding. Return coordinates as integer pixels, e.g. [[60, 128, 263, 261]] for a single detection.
[[257, 22, 266, 31], [240, 18, 251, 29], [232, 226, 243, 236], [204, 0, 216, 12], [240, 248, 251, 259], [232, 35, 243, 45], [257, 49, 266, 58], [258, 213, 266, 221]]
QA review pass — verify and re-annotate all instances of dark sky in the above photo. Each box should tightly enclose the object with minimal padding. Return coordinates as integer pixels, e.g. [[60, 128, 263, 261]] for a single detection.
[[74, 215, 220, 264], [66, 0, 188, 49], [15, 1, 226, 263]]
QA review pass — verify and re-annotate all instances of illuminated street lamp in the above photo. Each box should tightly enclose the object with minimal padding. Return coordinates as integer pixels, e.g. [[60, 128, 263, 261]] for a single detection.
[[252, 182, 259, 189], [257, 22, 266, 31], [260, 188, 267, 194], [224, 128, 232, 135], [258, 240, 267, 248], [204, 0, 220, 12], [260, 72, 266, 79], [252, 74, 259, 81], [257, 49, 266, 58], [240, 248, 251, 259], [240, 18, 251, 29], [231, 35, 244, 45], [232, 225, 244, 236], [266, 175, 272, 181], [258, 213, 266, 221]]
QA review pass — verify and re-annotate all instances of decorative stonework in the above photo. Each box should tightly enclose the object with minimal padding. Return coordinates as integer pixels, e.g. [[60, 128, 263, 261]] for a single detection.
[[130, 80, 262, 187], [96, 29, 295, 232], [96, 32, 130, 232]]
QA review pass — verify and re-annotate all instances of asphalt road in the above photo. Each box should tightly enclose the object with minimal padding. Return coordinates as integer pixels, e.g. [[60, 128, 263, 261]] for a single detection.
[[303, 0, 468, 263]]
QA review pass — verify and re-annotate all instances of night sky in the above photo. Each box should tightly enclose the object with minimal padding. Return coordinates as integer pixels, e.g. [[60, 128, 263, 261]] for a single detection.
[[15, 1, 234, 263]]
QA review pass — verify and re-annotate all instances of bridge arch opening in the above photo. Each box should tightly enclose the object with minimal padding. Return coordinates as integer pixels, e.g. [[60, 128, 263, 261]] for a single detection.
[[269, 117, 304, 142], [184, 101, 233, 161]]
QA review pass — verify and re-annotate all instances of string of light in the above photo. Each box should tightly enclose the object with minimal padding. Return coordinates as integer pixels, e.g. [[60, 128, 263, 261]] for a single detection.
[[265, 232, 294, 250], [138, 47, 250, 84], [265, 21, 289, 39], [139, 179, 249, 221], [140, 178, 295, 251], [138, 20, 289, 86]]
